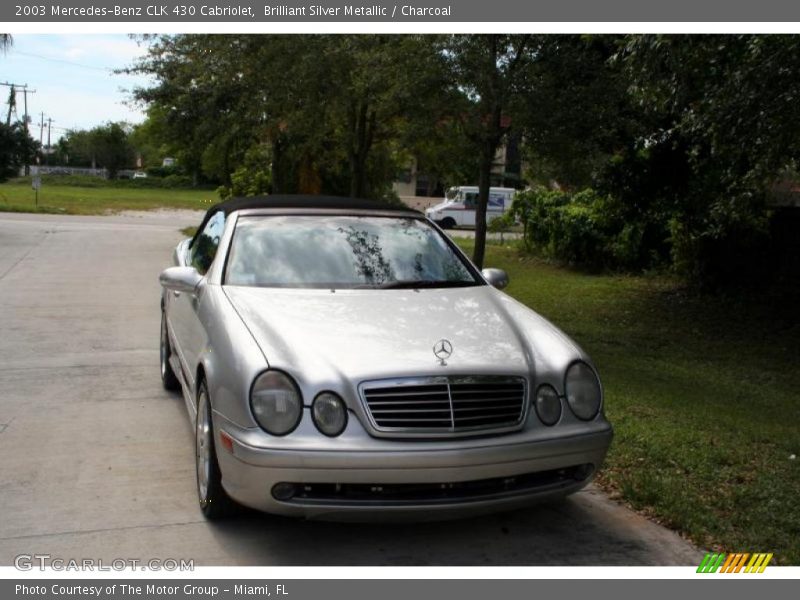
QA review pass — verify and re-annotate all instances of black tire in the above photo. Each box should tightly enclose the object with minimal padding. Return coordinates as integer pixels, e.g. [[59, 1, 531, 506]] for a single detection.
[[160, 311, 180, 391], [195, 379, 236, 519], [441, 217, 457, 229]]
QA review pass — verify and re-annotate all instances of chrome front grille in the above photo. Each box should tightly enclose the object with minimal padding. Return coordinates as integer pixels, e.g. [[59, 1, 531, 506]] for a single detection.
[[359, 376, 527, 437]]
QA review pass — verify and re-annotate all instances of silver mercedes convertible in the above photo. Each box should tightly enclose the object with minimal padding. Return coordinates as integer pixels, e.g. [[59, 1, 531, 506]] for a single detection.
[[159, 195, 613, 520]]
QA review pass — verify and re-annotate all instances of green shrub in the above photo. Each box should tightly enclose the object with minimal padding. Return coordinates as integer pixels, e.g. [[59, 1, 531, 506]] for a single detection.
[[669, 193, 772, 290], [145, 165, 183, 178], [511, 186, 665, 271], [551, 200, 608, 268], [160, 174, 194, 188], [218, 146, 272, 200]]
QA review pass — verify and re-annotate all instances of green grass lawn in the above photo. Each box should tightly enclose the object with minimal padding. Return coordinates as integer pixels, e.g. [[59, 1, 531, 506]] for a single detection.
[[0, 181, 216, 215], [459, 240, 800, 564]]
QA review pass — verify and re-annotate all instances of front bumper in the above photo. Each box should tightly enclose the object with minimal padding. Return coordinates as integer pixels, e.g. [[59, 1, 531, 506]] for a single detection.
[[215, 415, 613, 520]]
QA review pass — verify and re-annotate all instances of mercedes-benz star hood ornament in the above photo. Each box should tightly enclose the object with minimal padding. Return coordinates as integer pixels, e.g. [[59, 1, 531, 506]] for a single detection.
[[433, 339, 453, 366]]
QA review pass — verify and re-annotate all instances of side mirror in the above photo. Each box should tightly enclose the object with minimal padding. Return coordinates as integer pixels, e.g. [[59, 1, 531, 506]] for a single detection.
[[481, 268, 509, 290], [159, 266, 203, 294]]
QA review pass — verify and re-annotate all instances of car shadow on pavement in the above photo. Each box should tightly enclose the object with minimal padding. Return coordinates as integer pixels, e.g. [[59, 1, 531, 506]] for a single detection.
[[202, 494, 679, 566]]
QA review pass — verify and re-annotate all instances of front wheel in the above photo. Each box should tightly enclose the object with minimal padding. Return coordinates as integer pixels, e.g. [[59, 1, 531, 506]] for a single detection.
[[196, 380, 236, 519], [160, 311, 180, 391]]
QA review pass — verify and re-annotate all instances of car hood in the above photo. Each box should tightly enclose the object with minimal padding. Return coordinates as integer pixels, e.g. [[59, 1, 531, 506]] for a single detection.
[[223, 285, 583, 389]]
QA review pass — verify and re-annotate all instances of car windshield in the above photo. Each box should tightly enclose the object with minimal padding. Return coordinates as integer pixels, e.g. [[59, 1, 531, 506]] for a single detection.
[[225, 215, 481, 289]]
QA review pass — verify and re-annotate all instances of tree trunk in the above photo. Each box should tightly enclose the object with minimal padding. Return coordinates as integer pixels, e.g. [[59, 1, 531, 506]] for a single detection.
[[472, 142, 494, 269], [472, 35, 505, 269], [270, 135, 285, 194], [472, 103, 503, 269], [298, 153, 322, 194], [349, 100, 375, 198]]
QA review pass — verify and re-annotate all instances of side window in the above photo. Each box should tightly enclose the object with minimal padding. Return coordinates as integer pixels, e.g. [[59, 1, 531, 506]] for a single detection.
[[191, 211, 226, 275], [464, 193, 478, 209]]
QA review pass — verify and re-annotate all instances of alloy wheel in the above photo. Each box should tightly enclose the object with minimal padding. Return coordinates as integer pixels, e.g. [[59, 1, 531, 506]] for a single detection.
[[196, 388, 212, 503]]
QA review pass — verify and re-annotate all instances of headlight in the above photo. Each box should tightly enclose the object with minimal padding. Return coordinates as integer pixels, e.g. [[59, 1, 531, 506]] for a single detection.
[[312, 392, 348, 437], [565, 361, 602, 420], [535, 384, 562, 426], [250, 370, 303, 435]]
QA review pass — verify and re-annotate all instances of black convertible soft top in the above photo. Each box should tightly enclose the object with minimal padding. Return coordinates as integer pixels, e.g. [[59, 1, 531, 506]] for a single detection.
[[190, 194, 417, 247]]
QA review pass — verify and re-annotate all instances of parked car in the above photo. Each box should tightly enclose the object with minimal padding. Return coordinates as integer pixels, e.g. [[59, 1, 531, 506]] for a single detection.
[[159, 195, 612, 519], [425, 186, 516, 229], [132, 171, 148, 179]]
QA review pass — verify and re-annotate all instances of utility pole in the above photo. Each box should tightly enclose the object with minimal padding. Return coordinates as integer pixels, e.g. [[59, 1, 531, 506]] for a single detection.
[[1, 82, 36, 175], [20, 87, 35, 175], [0, 82, 26, 124], [46, 118, 53, 166], [1, 82, 33, 123], [5, 84, 13, 126], [38, 112, 45, 168]]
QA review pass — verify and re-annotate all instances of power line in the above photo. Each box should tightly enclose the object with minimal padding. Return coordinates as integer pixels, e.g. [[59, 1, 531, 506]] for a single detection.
[[12, 50, 117, 72]]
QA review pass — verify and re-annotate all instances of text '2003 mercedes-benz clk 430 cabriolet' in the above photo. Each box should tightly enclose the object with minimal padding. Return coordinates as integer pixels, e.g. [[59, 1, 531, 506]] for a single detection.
[[159, 195, 612, 520]]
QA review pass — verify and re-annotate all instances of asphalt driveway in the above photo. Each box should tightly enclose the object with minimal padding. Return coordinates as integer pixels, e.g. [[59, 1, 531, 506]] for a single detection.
[[0, 211, 702, 566]]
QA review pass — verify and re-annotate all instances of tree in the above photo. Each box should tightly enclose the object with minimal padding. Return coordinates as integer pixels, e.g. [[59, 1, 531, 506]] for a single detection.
[[127, 36, 249, 185], [0, 34, 11, 54], [517, 35, 639, 189], [91, 123, 135, 178], [503, 35, 800, 286], [440, 35, 536, 268], [613, 35, 800, 286], [0, 122, 37, 181], [64, 123, 135, 177], [129, 35, 451, 199], [322, 36, 452, 198], [129, 118, 168, 169]]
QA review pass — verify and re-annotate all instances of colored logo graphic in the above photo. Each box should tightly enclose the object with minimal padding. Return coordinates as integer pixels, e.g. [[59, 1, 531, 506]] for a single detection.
[[697, 552, 773, 573]]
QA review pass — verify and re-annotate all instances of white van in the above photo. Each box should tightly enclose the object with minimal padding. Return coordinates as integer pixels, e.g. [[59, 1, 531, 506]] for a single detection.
[[425, 186, 516, 229]]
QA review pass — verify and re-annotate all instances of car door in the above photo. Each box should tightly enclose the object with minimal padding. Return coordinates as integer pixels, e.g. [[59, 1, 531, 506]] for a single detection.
[[169, 211, 226, 391]]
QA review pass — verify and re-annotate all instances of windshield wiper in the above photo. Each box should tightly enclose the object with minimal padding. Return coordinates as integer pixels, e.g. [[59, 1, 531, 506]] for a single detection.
[[372, 279, 477, 289]]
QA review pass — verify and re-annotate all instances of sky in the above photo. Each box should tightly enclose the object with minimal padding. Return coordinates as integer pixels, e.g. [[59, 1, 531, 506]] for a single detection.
[[1, 34, 153, 141]]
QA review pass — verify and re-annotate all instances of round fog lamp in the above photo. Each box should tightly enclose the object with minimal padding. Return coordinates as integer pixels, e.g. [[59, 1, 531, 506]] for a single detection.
[[312, 392, 348, 437], [535, 384, 562, 426], [271, 482, 297, 501]]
